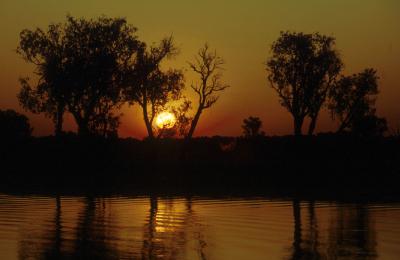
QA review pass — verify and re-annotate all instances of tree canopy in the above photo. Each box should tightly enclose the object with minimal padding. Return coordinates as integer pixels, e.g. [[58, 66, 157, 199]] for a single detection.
[[17, 22, 69, 136], [17, 15, 140, 137], [0, 109, 32, 139], [266, 31, 342, 135], [122, 36, 184, 139], [242, 116, 264, 138], [329, 68, 386, 136], [15, 21, 390, 139]]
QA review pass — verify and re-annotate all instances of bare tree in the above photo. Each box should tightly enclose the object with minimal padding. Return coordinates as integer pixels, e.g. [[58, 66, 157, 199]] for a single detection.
[[186, 44, 229, 139]]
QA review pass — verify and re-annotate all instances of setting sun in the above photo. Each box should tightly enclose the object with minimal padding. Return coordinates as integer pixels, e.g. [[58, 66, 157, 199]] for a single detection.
[[155, 111, 176, 129]]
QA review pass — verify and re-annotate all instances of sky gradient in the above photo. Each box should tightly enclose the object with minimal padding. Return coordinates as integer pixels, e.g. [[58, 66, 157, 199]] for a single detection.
[[0, 0, 399, 138]]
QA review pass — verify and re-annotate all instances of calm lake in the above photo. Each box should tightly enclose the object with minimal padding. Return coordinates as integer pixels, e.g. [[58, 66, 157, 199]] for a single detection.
[[0, 193, 399, 259]]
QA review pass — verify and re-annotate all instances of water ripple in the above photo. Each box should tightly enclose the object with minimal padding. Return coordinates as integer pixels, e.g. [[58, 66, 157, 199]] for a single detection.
[[0, 194, 399, 259]]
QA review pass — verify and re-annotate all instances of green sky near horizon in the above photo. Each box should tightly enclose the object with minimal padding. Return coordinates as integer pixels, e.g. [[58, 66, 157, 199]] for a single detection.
[[0, 0, 399, 138]]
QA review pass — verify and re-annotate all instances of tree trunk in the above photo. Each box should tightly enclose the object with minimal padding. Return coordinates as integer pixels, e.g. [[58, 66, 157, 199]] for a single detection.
[[308, 114, 318, 136], [294, 116, 304, 136], [78, 123, 89, 137], [142, 104, 154, 139], [186, 106, 203, 139], [54, 107, 64, 136], [70, 109, 90, 137], [337, 105, 359, 134], [337, 122, 347, 133], [76, 117, 90, 137]]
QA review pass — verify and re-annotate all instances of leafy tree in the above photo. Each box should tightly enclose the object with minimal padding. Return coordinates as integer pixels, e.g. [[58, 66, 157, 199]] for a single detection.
[[0, 109, 32, 139], [17, 23, 68, 136], [351, 114, 388, 137], [305, 42, 342, 135], [329, 68, 380, 133], [186, 44, 229, 139], [242, 116, 265, 138], [123, 37, 184, 139], [62, 16, 139, 136], [266, 31, 342, 136], [18, 15, 140, 137]]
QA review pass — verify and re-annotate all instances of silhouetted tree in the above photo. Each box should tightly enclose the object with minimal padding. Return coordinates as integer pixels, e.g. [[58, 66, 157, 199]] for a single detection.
[[157, 98, 192, 138], [242, 116, 265, 137], [62, 16, 139, 137], [87, 108, 121, 138], [18, 15, 140, 137], [305, 44, 342, 135], [0, 109, 32, 139], [329, 68, 384, 135], [186, 44, 229, 139], [266, 32, 342, 136], [172, 99, 193, 137], [391, 126, 400, 139], [123, 37, 184, 139], [17, 23, 68, 136], [351, 114, 388, 137]]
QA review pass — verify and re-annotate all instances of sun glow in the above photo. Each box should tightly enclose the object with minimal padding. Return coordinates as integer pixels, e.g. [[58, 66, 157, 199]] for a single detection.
[[155, 111, 176, 129]]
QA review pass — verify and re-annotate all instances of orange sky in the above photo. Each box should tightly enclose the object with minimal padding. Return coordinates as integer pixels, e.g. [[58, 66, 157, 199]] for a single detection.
[[0, 0, 399, 138]]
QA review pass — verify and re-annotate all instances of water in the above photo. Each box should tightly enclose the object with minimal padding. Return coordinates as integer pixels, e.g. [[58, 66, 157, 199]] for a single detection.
[[0, 194, 399, 259]]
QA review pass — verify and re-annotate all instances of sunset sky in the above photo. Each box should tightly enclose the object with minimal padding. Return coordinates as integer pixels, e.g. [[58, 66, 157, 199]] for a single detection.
[[0, 0, 399, 138]]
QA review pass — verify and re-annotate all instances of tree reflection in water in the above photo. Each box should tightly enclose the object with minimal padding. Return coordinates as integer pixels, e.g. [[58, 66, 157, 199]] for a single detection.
[[46, 195, 62, 259], [290, 200, 321, 260], [327, 203, 377, 259], [73, 197, 120, 259], [289, 200, 377, 260], [18, 196, 66, 259], [141, 196, 209, 260], [14, 196, 383, 260]]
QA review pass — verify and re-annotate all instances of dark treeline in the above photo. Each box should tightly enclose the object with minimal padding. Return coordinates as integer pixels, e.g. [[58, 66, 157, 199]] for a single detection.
[[1, 134, 399, 198]]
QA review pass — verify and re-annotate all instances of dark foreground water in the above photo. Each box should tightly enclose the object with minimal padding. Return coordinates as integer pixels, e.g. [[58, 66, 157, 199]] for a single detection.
[[0, 193, 399, 260]]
